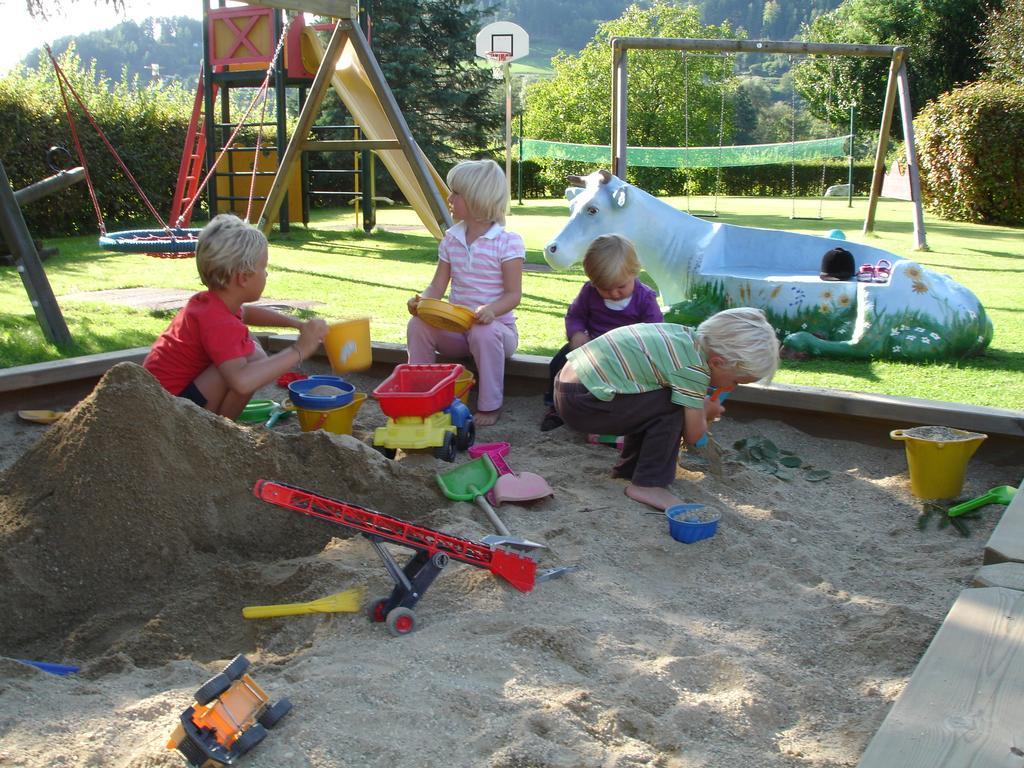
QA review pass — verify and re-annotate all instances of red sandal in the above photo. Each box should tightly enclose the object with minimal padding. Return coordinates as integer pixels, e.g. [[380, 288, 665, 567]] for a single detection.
[[856, 263, 876, 282], [873, 259, 892, 283]]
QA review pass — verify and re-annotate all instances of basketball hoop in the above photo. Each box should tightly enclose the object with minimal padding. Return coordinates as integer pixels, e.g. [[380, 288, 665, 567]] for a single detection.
[[486, 51, 512, 64]]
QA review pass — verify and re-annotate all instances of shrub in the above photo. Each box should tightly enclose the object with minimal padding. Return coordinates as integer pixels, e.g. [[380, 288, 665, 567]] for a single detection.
[[0, 48, 195, 238], [915, 80, 1024, 225]]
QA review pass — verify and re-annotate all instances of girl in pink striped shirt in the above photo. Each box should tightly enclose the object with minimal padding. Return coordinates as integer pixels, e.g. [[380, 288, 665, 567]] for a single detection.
[[407, 159, 524, 426]]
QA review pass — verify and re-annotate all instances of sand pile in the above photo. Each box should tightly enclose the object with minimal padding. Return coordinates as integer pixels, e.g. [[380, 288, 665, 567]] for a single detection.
[[0, 363, 437, 665]]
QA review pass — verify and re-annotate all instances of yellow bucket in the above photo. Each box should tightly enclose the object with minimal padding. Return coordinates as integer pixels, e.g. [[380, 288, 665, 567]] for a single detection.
[[455, 368, 475, 405], [296, 393, 366, 435], [890, 426, 987, 499], [324, 318, 372, 374]]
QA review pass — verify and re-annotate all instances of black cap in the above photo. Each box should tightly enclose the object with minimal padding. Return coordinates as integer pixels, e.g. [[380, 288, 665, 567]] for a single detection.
[[820, 247, 854, 281]]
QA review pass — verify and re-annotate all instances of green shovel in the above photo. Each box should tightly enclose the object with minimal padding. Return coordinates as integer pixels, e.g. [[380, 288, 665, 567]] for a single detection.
[[947, 485, 1016, 517]]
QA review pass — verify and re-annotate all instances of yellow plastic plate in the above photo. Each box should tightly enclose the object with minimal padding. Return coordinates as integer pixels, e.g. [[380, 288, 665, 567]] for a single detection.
[[417, 298, 476, 333]]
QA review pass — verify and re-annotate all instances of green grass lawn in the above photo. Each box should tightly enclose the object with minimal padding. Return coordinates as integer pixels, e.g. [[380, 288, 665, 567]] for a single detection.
[[2, 194, 1022, 410]]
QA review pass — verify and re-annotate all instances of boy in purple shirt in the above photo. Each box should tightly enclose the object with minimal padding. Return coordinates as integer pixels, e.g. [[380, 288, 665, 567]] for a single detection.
[[541, 234, 663, 431]]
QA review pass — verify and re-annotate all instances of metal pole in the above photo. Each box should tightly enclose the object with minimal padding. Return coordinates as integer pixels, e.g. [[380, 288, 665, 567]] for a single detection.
[[504, 61, 512, 210], [847, 103, 854, 208], [517, 111, 523, 205], [611, 42, 627, 178]]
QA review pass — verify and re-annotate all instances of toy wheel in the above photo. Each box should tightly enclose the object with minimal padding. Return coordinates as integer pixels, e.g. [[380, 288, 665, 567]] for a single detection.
[[193, 672, 231, 706], [456, 419, 476, 451], [221, 654, 249, 681], [435, 432, 456, 462], [258, 698, 292, 729], [386, 607, 416, 636], [368, 597, 390, 623], [234, 723, 268, 755], [376, 446, 397, 460], [431, 552, 449, 569]]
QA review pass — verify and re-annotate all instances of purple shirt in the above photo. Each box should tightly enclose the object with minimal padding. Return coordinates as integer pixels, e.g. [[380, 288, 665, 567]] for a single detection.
[[564, 280, 664, 340]]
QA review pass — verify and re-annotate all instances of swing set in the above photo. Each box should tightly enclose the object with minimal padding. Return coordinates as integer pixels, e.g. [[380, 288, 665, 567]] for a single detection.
[[674, 48, 854, 220], [611, 37, 928, 250], [44, 15, 294, 259]]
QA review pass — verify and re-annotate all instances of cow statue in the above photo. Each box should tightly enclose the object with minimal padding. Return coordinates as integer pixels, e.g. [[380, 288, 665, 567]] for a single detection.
[[543, 170, 992, 361]]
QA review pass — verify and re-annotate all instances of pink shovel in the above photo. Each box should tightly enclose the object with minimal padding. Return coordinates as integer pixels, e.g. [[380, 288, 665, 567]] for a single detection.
[[468, 442, 554, 505]]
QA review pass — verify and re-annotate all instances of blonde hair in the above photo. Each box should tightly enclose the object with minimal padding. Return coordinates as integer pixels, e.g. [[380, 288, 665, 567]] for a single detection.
[[446, 159, 508, 226], [196, 214, 268, 290], [696, 307, 780, 382], [583, 234, 641, 289]]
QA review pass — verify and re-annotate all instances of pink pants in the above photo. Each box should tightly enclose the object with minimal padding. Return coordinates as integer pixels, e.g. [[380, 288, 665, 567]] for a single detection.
[[406, 316, 518, 412]]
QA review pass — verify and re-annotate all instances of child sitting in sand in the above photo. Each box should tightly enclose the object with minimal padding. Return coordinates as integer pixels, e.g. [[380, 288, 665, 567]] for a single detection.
[[406, 159, 524, 427], [554, 308, 779, 511], [143, 214, 328, 419], [541, 234, 663, 431]]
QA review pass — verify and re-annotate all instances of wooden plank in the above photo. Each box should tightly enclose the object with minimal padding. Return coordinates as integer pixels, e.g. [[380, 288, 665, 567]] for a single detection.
[[0, 348, 147, 393], [241, 0, 355, 18], [857, 587, 1024, 768], [972, 563, 1024, 591], [612, 37, 899, 58], [2, 342, 1023, 439], [984, 481, 1024, 565]]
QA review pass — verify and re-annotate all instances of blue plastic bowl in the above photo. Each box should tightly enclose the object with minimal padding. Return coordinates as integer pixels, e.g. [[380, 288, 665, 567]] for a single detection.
[[287, 375, 355, 410], [666, 503, 720, 544]]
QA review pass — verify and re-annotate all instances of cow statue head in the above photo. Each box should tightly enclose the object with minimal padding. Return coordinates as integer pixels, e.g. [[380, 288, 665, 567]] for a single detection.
[[543, 169, 630, 270]]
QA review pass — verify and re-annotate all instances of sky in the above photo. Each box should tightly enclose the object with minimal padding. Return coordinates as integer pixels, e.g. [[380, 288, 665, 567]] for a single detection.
[[0, 0, 203, 74]]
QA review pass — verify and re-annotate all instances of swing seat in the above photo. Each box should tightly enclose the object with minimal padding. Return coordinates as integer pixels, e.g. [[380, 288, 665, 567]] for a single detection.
[[99, 228, 201, 257]]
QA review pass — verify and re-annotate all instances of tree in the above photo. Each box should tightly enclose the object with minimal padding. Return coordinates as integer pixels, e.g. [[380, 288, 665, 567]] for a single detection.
[[523, 1, 734, 193], [316, 0, 500, 179], [793, 0, 995, 138], [979, 0, 1024, 83]]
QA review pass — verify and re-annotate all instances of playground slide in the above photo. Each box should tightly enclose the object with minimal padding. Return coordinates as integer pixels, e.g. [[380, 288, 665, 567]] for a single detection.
[[302, 28, 449, 240]]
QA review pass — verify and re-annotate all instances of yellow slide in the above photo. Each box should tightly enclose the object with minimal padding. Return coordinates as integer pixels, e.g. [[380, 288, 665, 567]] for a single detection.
[[302, 27, 450, 240]]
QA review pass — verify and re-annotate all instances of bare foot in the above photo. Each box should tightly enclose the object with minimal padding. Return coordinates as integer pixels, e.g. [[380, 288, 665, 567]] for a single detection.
[[624, 484, 684, 511], [474, 409, 501, 427]]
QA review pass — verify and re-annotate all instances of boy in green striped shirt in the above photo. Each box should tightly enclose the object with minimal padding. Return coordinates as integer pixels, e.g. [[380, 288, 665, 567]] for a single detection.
[[554, 308, 779, 510]]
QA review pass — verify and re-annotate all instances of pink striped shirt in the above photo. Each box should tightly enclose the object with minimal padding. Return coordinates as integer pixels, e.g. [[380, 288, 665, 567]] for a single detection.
[[439, 222, 525, 324]]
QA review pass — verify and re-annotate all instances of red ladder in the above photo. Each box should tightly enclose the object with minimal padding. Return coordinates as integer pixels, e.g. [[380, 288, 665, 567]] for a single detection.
[[170, 67, 218, 227]]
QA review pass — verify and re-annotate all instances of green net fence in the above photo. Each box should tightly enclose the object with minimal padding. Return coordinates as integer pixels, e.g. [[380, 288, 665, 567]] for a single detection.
[[520, 136, 850, 168]]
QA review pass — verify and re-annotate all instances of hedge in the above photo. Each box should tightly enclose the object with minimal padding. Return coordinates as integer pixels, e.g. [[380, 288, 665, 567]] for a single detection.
[[915, 79, 1024, 225], [0, 52, 197, 239]]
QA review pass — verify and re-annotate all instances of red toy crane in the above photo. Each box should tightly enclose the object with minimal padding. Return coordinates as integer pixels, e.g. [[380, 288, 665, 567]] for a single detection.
[[252, 480, 544, 636]]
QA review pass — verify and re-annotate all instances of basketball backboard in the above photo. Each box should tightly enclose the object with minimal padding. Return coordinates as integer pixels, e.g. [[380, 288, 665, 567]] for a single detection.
[[475, 21, 529, 62]]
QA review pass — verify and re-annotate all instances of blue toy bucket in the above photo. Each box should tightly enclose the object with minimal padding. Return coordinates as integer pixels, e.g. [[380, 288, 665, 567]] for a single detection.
[[287, 375, 355, 409], [666, 504, 720, 544]]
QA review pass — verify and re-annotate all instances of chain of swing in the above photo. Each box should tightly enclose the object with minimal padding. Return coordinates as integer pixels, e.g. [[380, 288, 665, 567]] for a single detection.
[[680, 50, 839, 220]]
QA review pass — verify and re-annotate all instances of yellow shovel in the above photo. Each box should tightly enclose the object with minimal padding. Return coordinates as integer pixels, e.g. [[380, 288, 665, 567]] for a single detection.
[[18, 410, 66, 425], [242, 587, 364, 619]]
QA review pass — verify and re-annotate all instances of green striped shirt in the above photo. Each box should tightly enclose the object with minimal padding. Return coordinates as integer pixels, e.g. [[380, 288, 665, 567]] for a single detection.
[[566, 323, 710, 408]]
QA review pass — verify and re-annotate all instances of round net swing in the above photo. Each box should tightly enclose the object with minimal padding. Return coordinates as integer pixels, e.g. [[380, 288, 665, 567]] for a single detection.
[[98, 228, 202, 257], [46, 15, 293, 260]]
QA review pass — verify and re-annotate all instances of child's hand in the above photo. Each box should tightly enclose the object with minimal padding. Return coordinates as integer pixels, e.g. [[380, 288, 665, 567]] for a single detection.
[[475, 305, 496, 324], [296, 317, 328, 358], [704, 395, 725, 423], [569, 331, 590, 349], [407, 295, 421, 316]]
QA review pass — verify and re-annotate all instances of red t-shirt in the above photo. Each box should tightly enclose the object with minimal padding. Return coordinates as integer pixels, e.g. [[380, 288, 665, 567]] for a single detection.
[[143, 291, 255, 395]]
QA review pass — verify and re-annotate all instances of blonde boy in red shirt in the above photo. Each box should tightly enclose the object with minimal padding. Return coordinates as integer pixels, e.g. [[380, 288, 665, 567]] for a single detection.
[[144, 214, 327, 419]]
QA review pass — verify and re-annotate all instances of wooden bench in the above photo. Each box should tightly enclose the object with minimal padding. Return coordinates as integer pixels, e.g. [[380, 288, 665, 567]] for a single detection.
[[857, 586, 1024, 767]]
